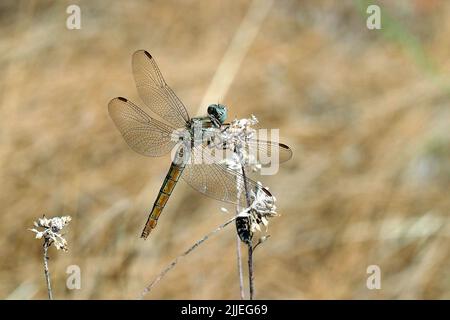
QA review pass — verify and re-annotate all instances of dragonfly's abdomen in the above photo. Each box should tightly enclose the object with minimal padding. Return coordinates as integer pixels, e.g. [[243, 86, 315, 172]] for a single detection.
[[141, 161, 185, 239]]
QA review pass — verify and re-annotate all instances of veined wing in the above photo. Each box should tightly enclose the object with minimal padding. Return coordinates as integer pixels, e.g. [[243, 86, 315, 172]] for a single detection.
[[181, 144, 272, 207], [132, 50, 190, 128], [243, 139, 292, 166], [108, 97, 178, 157]]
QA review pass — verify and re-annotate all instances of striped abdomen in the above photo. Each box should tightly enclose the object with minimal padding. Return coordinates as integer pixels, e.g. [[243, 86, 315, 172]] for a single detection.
[[141, 161, 185, 239]]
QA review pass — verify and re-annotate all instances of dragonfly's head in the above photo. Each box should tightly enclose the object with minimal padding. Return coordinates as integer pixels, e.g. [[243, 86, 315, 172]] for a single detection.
[[207, 104, 227, 125]]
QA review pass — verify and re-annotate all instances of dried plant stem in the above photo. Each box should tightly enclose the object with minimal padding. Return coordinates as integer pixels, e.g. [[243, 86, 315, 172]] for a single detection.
[[43, 241, 53, 300], [235, 184, 245, 300], [235, 233, 245, 299], [140, 216, 237, 298], [240, 164, 254, 300], [248, 243, 254, 299]]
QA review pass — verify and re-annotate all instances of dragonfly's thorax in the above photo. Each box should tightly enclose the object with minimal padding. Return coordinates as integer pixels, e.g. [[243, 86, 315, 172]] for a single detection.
[[178, 116, 226, 153], [187, 117, 214, 146], [188, 116, 213, 127]]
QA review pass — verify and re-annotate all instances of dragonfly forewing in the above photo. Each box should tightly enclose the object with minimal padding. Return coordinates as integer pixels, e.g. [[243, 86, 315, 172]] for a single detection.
[[108, 97, 178, 157], [132, 50, 190, 129]]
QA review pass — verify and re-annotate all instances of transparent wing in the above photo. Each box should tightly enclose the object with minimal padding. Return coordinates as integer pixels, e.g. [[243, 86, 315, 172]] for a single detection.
[[108, 97, 178, 157], [182, 144, 271, 207], [132, 50, 190, 128], [244, 139, 293, 166]]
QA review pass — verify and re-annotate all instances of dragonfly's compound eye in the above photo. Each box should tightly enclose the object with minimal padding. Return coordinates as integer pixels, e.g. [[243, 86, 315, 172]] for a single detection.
[[217, 105, 227, 123], [207, 104, 216, 115], [207, 104, 227, 124]]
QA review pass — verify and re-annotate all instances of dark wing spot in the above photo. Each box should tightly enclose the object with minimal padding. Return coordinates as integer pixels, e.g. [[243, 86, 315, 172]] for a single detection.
[[262, 187, 272, 197], [144, 50, 152, 59], [117, 97, 128, 102], [279, 143, 291, 150]]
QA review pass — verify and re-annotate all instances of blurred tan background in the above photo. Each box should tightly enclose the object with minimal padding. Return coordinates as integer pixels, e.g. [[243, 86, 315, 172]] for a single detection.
[[0, 0, 449, 299]]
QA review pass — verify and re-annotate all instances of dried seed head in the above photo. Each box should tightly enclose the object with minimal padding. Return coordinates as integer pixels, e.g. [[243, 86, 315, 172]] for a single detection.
[[29, 215, 71, 251], [238, 184, 278, 234]]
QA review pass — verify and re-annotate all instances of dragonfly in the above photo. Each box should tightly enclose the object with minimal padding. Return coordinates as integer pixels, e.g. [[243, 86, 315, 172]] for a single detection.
[[108, 50, 292, 239]]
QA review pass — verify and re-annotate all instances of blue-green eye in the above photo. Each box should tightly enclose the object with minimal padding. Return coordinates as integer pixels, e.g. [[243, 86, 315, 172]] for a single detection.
[[207, 104, 227, 124]]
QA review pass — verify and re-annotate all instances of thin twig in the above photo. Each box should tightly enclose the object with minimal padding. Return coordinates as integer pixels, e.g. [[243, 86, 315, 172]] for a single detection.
[[248, 243, 254, 299], [240, 164, 254, 300], [140, 216, 237, 299], [43, 241, 53, 300], [235, 181, 246, 300], [240, 165, 252, 206], [236, 233, 245, 299]]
